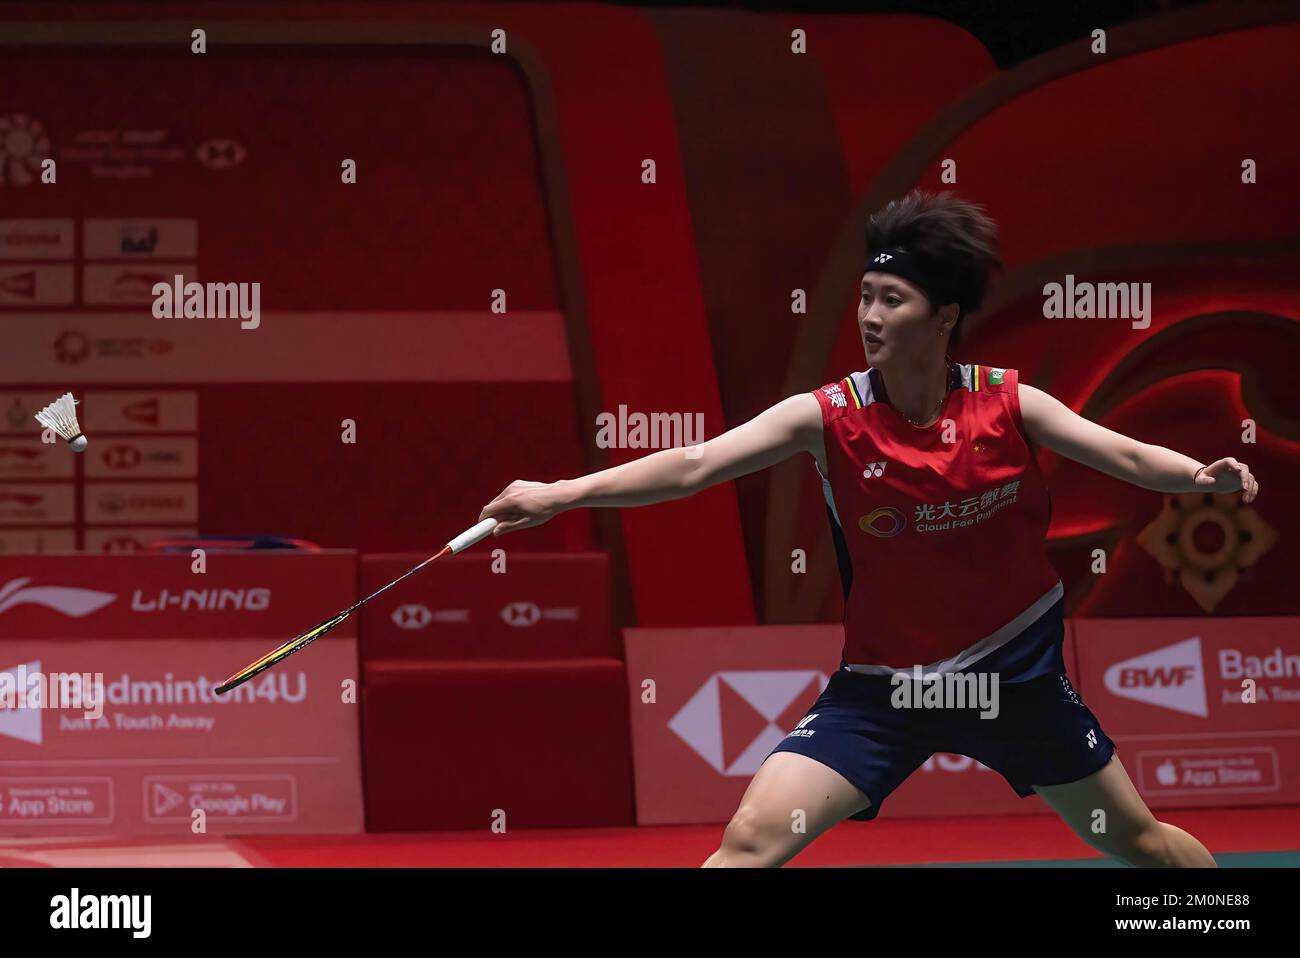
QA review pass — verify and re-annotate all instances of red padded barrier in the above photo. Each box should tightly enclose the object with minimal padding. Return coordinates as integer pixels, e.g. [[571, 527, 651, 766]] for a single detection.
[[362, 658, 634, 831], [358, 552, 612, 662]]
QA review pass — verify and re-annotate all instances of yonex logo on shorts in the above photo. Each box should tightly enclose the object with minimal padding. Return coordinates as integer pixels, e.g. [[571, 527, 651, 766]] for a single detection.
[[862, 461, 887, 478], [1085, 729, 1098, 749]]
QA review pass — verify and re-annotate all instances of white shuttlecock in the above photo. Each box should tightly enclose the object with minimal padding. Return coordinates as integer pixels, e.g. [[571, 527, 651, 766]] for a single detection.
[[34, 392, 87, 452]]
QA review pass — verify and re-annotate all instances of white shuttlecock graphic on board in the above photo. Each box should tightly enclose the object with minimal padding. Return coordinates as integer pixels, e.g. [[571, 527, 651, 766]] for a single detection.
[[34, 392, 87, 452]]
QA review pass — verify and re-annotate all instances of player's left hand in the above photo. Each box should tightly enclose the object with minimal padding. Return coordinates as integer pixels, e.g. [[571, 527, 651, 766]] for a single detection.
[[1194, 457, 1259, 503]]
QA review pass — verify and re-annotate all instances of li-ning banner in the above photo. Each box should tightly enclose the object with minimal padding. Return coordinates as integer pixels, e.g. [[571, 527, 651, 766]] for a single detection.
[[623, 625, 1077, 825], [1072, 616, 1300, 809], [0, 553, 364, 835]]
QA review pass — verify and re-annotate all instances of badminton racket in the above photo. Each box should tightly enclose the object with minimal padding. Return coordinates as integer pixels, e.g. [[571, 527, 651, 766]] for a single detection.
[[213, 517, 499, 695]]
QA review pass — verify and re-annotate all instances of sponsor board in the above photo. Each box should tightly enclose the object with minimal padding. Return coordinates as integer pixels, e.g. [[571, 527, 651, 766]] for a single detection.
[[0, 264, 74, 306], [0, 313, 570, 382], [83, 263, 197, 305], [0, 529, 76, 555], [83, 219, 198, 259], [142, 775, 295, 823], [1074, 617, 1300, 808], [0, 220, 75, 260], [83, 482, 198, 524], [625, 625, 1085, 823], [84, 437, 198, 480], [624, 625, 841, 825], [0, 439, 75, 479], [1135, 746, 1279, 796], [0, 552, 363, 835], [361, 552, 611, 659], [83, 528, 196, 554], [82, 391, 198, 433], [0, 552, 357, 637], [0, 393, 70, 435], [0, 482, 74, 524], [0, 778, 114, 825]]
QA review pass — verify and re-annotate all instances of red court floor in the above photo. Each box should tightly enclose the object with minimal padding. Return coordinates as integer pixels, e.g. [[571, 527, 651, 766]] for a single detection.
[[1, 806, 1297, 867]]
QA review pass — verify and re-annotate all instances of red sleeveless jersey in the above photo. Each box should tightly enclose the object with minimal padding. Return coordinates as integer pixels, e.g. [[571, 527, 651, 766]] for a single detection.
[[812, 363, 1062, 674]]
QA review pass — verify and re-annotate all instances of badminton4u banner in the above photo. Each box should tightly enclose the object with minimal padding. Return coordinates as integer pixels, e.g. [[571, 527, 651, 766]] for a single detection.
[[0, 553, 364, 836]]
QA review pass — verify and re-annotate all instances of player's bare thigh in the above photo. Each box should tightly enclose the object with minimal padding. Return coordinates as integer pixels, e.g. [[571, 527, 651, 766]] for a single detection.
[[702, 752, 870, 867], [1034, 754, 1215, 866]]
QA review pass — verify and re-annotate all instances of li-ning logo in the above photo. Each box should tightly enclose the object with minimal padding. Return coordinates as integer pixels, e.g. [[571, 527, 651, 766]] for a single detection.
[[859, 507, 906, 538], [862, 461, 887, 478], [785, 713, 818, 739], [0, 579, 116, 618], [872, 253, 893, 264]]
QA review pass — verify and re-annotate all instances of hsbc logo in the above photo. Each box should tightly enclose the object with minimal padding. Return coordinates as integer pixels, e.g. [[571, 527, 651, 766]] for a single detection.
[[1103, 637, 1207, 717], [392, 604, 432, 630], [196, 138, 247, 170], [501, 602, 540, 627], [668, 670, 828, 775], [102, 445, 142, 469], [0, 578, 116, 618]]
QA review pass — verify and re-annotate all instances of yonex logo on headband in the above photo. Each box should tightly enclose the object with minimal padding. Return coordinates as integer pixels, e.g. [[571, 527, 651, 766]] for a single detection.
[[873, 253, 893, 263]]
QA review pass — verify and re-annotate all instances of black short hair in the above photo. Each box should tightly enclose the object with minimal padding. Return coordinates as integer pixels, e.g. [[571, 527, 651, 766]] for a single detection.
[[865, 189, 1002, 349]]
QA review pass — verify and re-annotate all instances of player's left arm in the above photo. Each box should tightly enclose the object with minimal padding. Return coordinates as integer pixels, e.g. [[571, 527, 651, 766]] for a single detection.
[[1018, 383, 1259, 503]]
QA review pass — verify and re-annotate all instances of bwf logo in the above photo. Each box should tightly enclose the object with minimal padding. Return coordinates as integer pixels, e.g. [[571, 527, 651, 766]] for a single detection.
[[1103, 637, 1207, 717]]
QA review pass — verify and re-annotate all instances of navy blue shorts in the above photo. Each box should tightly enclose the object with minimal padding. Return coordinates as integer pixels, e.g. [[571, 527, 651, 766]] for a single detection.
[[766, 667, 1117, 821]]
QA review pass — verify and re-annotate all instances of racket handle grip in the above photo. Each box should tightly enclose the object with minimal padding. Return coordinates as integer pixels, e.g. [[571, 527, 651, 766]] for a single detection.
[[448, 517, 499, 554]]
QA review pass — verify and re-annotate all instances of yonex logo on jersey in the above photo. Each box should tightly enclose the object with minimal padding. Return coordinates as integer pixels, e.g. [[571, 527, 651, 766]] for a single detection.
[[862, 461, 887, 478], [859, 506, 906, 538], [1085, 729, 1098, 749], [872, 253, 893, 264]]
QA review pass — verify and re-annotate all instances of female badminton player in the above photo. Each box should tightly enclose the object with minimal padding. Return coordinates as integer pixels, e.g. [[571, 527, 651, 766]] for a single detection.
[[479, 189, 1259, 868]]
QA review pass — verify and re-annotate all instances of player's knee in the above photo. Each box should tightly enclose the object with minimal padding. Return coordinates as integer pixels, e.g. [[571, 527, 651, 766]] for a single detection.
[[1102, 823, 1173, 867], [717, 805, 790, 866]]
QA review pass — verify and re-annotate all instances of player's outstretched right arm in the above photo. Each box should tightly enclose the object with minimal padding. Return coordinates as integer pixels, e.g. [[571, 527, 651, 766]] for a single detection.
[[479, 393, 823, 535]]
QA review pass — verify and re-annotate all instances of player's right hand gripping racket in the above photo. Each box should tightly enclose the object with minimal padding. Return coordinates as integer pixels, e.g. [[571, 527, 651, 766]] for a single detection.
[[213, 518, 499, 695]]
